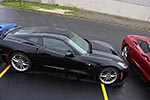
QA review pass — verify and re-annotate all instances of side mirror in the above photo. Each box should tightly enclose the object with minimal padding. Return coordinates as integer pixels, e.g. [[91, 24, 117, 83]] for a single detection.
[[141, 53, 149, 62], [65, 51, 74, 57]]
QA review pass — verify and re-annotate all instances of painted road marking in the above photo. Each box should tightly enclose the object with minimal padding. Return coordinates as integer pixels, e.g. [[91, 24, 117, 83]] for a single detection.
[[0, 64, 11, 78], [0, 64, 109, 100], [101, 83, 109, 100]]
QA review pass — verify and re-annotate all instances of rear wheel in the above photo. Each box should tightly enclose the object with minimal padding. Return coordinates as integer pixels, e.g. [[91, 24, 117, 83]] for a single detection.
[[98, 67, 119, 85], [10, 52, 32, 72]]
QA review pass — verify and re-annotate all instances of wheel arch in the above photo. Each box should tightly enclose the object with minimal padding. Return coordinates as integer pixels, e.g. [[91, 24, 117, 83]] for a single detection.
[[101, 65, 121, 77], [95, 64, 121, 77], [122, 43, 129, 50], [8, 50, 31, 62]]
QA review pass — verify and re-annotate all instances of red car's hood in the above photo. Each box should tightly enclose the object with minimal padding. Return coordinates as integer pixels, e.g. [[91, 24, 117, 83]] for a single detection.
[[127, 35, 150, 43]]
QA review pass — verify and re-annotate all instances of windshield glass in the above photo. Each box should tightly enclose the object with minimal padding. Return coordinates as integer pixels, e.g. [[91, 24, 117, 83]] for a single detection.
[[69, 32, 89, 53], [147, 44, 150, 55], [138, 40, 150, 56]]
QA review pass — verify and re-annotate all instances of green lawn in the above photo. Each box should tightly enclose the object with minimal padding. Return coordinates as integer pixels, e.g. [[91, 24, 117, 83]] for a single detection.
[[3, 1, 88, 14]]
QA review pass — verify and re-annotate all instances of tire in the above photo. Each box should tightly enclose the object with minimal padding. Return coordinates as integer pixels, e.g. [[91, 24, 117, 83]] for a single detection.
[[121, 45, 130, 59], [10, 52, 32, 72], [98, 67, 119, 85]]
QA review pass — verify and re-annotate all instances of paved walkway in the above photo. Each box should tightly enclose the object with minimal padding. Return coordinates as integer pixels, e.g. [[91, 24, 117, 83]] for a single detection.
[[76, 12, 150, 32]]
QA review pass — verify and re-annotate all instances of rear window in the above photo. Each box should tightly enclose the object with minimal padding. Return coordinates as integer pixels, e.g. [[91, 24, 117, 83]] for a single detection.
[[9, 27, 55, 35], [13, 27, 38, 35]]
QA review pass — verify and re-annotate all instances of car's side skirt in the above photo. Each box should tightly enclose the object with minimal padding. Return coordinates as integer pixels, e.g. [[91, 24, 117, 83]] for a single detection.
[[42, 65, 89, 75]]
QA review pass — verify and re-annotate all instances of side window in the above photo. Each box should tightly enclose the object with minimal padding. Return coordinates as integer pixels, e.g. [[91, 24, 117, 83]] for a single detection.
[[138, 40, 150, 53], [43, 37, 71, 54], [29, 38, 38, 44]]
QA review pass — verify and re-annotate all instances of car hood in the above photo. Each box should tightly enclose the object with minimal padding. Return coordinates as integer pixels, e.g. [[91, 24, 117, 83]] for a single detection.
[[84, 40, 123, 62], [88, 50, 123, 62]]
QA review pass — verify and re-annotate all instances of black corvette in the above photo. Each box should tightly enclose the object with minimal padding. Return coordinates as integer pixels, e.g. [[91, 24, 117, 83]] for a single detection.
[[0, 26, 128, 85]]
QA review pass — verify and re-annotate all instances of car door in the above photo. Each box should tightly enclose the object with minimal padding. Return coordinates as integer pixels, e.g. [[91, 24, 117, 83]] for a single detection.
[[37, 36, 89, 74], [37, 37, 71, 69], [23, 36, 43, 66], [138, 40, 150, 76], [134, 40, 150, 77]]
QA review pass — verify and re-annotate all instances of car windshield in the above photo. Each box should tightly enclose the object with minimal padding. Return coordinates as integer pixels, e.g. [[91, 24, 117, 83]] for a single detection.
[[147, 44, 150, 56], [68, 31, 90, 54], [139, 41, 150, 56]]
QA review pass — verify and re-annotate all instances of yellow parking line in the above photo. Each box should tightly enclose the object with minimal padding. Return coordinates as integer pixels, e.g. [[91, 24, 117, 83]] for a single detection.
[[0, 64, 11, 78], [101, 83, 109, 100]]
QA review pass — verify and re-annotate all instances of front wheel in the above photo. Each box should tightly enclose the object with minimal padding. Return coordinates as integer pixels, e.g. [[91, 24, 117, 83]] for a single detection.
[[121, 45, 130, 59], [10, 52, 32, 72], [98, 67, 119, 85]]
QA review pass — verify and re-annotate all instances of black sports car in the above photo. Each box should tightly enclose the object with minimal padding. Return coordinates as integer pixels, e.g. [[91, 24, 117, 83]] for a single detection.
[[0, 26, 128, 85]]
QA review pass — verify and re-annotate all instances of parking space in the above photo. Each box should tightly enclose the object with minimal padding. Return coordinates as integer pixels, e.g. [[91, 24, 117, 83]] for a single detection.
[[106, 65, 150, 100], [0, 62, 105, 100], [0, 58, 9, 78], [0, 5, 150, 100], [0, 59, 107, 100], [1, 60, 149, 100], [0, 64, 10, 78]]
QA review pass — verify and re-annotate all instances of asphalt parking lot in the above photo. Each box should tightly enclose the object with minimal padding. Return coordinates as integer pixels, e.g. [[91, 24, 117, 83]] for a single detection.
[[0, 5, 150, 100]]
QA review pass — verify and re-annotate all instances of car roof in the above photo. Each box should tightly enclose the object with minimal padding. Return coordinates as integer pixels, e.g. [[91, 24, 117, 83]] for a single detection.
[[144, 39, 150, 44], [13, 26, 74, 39]]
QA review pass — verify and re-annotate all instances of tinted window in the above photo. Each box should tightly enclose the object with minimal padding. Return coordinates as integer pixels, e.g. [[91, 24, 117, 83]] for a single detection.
[[13, 27, 39, 35], [138, 40, 150, 54], [43, 38, 71, 54], [29, 38, 38, 44]]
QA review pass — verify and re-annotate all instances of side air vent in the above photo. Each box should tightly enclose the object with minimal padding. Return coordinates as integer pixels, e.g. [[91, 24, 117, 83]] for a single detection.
[[23, 42, 35, 46]]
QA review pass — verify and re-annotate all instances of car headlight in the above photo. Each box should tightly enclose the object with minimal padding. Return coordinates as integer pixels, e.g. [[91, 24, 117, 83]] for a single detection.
[[117, 62, 128, 69]]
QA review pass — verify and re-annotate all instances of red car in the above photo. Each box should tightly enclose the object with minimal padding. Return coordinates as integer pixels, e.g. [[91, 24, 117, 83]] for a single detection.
[[122, 35, 150, 82]]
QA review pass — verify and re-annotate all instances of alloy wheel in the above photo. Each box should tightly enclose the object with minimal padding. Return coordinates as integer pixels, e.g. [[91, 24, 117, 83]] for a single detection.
[[122, 45, 129, 58], [11, 53, 31, 72], [99, 67, 119, 85]]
